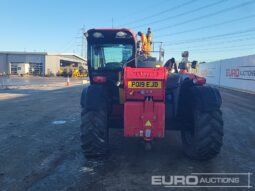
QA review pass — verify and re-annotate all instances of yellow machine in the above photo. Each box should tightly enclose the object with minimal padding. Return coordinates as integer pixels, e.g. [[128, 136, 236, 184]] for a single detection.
[[72, 69, 80, 78], [57, 64, 88, 78], [72, 67, 88, 78]]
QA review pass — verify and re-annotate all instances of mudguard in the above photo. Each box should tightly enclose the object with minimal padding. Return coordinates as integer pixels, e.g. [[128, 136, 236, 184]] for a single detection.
[[165, 74, 183, 130], [174, 80, 222, 127], [165, 74, 182, 117], [190, 86, 222, 112], [80, 84, 108, 110]]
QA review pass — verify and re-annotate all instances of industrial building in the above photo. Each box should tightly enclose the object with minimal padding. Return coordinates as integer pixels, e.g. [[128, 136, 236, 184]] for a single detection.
[[0, 51, 87, 76]]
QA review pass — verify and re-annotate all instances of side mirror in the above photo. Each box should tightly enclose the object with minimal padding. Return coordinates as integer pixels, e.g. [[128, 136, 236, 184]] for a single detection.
[[191, 60, 198, 69], [84, 32, 88, 38]]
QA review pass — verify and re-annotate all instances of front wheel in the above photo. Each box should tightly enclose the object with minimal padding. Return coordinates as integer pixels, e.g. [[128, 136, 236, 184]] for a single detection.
[[181, 110, 223, 160]]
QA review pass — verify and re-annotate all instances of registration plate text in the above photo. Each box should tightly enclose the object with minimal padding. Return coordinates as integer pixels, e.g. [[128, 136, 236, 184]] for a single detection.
[[128, 81, 161, 88]]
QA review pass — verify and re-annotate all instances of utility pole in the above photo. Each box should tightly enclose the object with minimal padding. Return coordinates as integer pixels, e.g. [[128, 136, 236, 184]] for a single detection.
[[77, 26, 87, 58], [81, 26, 86, 58]]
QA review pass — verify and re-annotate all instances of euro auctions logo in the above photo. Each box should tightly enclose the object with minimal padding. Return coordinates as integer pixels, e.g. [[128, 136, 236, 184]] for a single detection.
[[151, 173, 253, 188], [226, 67, 255, 80]]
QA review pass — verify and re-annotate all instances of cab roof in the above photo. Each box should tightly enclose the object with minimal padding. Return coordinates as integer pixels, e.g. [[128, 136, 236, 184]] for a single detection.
[[85, 28, 137, 44]]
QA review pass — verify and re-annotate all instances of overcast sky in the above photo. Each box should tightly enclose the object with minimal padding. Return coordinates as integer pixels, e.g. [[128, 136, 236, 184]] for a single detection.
[[0, 0, 255, 62]]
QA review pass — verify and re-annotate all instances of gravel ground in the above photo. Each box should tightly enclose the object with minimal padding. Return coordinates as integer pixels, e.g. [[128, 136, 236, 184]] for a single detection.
[[0, 79, 254, 191]]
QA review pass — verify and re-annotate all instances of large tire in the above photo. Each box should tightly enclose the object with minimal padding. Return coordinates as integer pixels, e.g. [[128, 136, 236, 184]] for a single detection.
[[181, 110, 223, 160], [80, 109, 109, 157]]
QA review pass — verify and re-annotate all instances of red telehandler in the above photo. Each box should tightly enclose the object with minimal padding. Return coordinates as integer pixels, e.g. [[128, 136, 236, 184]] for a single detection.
[[80, 28, 223, 160]]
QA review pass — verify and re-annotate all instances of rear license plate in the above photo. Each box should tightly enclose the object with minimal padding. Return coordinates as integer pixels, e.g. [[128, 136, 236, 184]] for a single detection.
[[128, 81, 161, 88]]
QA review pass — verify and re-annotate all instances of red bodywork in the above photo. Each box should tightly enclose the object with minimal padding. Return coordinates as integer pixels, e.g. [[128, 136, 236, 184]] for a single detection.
[[179, 69, 206, 85], [123, 67, 167, 141]]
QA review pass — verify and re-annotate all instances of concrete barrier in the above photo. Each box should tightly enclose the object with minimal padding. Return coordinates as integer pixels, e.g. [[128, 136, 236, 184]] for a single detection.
[[197, 54, 255, 93]]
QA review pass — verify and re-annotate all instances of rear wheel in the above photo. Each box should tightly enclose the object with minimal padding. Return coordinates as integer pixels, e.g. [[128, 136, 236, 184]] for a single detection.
[[80, 109, 109, 157], [181, 110, 223, 160]]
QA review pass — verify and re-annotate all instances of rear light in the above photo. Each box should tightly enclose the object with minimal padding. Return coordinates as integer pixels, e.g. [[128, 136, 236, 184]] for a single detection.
[[93, 76, 107, 83]]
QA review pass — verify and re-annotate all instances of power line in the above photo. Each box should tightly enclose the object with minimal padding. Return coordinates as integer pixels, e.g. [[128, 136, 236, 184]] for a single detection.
[[131, 0, 168, 16], [153, 14, 255, 39], [180, 42, 255, 52], [119, 0, 198, 26], [154, 0, 255, 32], [188, 45, 255, 53], [176, 32, 255, 44], [117, 0, 169, 25], [200, 47, 255, 53], [132, 0, 228, 29], [59, 28, 81, 53], [164, 28, 255, 46], [176, 36, 255, 49], [165, 33, 255, 48], [164, 36, 255, 56], [168, 44, 255, 56], [164, 46, 255, 62], [168, 43, 255, 53], [61, 39, 76, 53]]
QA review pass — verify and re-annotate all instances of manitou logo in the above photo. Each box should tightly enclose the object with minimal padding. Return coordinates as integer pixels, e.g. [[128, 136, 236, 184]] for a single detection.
[[151, 175, 199, 186]]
